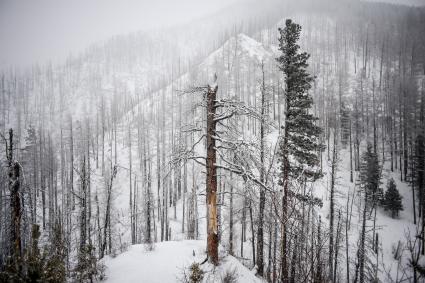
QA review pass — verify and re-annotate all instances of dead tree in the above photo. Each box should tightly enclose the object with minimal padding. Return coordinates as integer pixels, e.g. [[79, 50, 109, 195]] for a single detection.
[[181, 75, 265, 265], [100, 165, 117, 259], [7, 129, 22, 272], [257, 61, 267, 276], [206, 82, 219, 265]]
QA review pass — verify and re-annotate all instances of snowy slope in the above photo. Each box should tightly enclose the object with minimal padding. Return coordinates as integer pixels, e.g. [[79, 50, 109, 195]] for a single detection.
[[98, 33, 272, 282], [99, 27, 422, 281], [104, 240, 263, 283]]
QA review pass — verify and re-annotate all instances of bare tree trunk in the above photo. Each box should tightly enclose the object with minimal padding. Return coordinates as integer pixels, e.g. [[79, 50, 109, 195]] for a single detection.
[[206, 83, 219, 265], [229, 171, 234, 256], [345, 193, 351, 283], [100, 165, 116, 259], [333, 210, 342, 282], [79, 156, 87, 255], [8, 129, 22, 272], [328, 132, 337, 281], [349, 118, 353, 183], [359, 197, 367, 283], [249, 201, 256, 266], [257, 62, 267, 276]]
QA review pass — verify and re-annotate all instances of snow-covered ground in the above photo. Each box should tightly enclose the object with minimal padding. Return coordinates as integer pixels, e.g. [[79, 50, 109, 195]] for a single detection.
[[104, 240, 263, 283], [100, 29, 423, 281]]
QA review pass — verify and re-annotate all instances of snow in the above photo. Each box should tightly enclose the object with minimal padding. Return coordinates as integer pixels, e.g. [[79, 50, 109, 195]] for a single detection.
[[236, 34, 272, 62], [201, 33, 271, 71], [103, 240, 264, 283], [53, 20, 422, 282], [311, 144, 420, 281]]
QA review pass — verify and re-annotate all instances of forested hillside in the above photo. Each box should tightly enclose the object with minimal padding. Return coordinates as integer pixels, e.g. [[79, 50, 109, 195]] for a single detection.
[[1, 0, 425, 282]]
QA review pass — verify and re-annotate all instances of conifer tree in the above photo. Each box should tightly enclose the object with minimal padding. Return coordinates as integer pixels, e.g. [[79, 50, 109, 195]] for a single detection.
[[73, 244, 103, 283], [359, 144, 382, 207], [277, 19, 323, 283], [26, 224, 43, 282], [43, 219, 66, 283], [384, 179, 403, 218]]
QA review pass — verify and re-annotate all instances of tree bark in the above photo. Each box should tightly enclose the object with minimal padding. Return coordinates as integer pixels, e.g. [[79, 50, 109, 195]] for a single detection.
[[206, 83, 219, 265], [8, 129, 22, 271], [257, 62, 266, 276]]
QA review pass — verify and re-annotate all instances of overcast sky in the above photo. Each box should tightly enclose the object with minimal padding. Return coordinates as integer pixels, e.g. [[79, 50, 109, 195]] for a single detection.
[[0, 0, 240, 68], [366, 0, 425, 5], [0, 0, 423, 69]]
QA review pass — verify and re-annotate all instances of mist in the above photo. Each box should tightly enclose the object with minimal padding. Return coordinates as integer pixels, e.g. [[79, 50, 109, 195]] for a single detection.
[[0, 0, 240, 68]]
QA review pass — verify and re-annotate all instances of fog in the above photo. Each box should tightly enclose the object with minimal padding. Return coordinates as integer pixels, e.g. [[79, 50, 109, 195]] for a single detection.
[[1, 0, 423, 68], [365, 0, 425, 5], [0, 0, 240, 68]]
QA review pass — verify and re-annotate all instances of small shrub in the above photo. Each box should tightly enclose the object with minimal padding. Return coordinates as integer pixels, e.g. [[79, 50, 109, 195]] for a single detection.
[[189, 263, 204, 283], [144, 241, 155, 252], [221, 268, 238, 283]]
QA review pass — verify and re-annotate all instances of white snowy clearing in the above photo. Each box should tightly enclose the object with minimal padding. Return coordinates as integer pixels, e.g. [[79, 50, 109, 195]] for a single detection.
[[104, 240, 263, 283]]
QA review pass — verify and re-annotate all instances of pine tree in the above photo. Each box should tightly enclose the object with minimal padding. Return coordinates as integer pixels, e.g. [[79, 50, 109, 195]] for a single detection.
[[73, 244, 103, 283], [277, 20, 323, 182], [359, 144, 382, 207], [26, 224, 43, 282], [384, 179, 403, 218], [340, 102, 351, 146], [277, 19, 323, 283], [42, 218, 66, 283]]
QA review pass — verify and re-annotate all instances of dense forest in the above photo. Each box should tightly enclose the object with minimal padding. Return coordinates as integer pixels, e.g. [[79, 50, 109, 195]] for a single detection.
[[1, 0, 425, 282]]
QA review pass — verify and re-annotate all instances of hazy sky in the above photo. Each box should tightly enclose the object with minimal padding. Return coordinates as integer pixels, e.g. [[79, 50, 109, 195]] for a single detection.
[[0, 0, 423, 69], [366, 0, 425, 5], [0, 0, 239, 68]]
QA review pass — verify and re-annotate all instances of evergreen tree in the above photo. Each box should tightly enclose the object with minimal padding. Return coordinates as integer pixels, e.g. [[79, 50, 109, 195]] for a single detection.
[[26, 224, 43, 282], [42, 219, 66, 283], [73, 244, 104, 283], [277, 19, 323, 182], [277, 19, 323, 283], [384, 179, 403, 218], [359, 144, 382, 207], [340, 102, 351, 146]]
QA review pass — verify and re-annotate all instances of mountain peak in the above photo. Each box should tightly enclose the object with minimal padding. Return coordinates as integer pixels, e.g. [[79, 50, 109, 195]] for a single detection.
[[234, 33, 270, 61], [202, 33, 270, 70]]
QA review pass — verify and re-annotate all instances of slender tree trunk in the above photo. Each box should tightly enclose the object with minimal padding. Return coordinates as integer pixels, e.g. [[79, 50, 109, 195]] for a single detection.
[[257, 62, 267, 276], [359, 196, 367, 283], [249, 201, 256, 266], [8, 129, 22, 272], [229, 171, 234, 255], [281, 94, 290, 283], [100, 166, 116, 259], [328, 133, 337, 281]]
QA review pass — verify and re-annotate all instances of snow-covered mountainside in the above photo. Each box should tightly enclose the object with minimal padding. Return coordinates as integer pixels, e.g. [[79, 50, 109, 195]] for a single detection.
[[1, 1, 425, 282], [100, 27, 424, 281]]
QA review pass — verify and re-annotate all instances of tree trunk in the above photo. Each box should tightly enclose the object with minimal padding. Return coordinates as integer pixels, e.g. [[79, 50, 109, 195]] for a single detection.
[[281, 93, 290, 283], [257, 62, 266, 276], [359, 197, 367, 283], [8, 129, 22, 272], [206, 83, 219, 265], [328, 136, 337, 281], [229, 171, 234, 256]]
